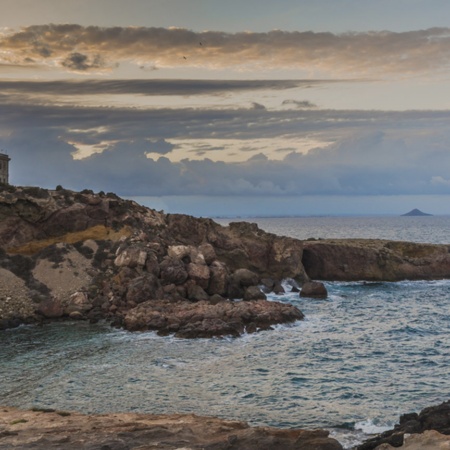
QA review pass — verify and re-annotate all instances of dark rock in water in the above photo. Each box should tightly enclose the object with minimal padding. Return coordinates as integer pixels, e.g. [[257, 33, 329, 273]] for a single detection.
[[300, 281, 328, 299], [357, 400, 450, 450], [402, 208, 433, 216], [273, 281, 285, 295], [123, 298, 303, 338], [243, 286, 266, 301]]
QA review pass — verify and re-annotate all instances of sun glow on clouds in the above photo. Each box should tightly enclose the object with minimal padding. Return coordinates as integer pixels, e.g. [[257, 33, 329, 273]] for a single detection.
[[146, 137, 333, 163]]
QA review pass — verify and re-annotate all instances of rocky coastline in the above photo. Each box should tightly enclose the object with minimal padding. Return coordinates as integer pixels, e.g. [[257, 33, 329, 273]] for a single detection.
[[2, 186, 450, 449], [2, 185, 450, 335]]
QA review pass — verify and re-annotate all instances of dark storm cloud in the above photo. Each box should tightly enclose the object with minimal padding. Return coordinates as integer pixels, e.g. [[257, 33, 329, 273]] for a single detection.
[[3, 24, 450, 75], [0, 79, 313, 97], [62, 52, 104, 71], [2, 98, 450, 197]]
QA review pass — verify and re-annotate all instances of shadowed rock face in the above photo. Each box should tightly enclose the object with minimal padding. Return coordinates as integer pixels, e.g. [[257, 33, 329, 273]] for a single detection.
[[0, 407, 343, 450], [302, 239, 450, 281]]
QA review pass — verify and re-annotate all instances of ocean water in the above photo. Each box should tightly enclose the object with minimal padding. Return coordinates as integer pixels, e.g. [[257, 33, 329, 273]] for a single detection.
[[1, 216, 450, 448]]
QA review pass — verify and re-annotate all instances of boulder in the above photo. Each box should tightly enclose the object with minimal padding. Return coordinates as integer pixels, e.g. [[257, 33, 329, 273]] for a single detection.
[[65, 291, 92, 315], [208, 260, 228, 296], [159, 256, 188, 285], [186, 283, 210, 302], [199, 243, 216, 264], [36, 298, 64, 318], [187, 262, 210, 289], [232, 268, 260, 287], [114, 246, 147, 268], [144, 251, 160, 277], [300, 281, 328, 299], [244, 286, 267, 301], [126, 274, 162, 304]]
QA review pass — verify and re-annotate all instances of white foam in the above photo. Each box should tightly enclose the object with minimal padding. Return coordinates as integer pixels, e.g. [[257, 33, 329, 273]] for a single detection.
[[354, 419, 392, 435]]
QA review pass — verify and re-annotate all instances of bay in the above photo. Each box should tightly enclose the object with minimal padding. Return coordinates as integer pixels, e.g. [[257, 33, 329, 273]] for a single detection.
[[2, 215, 450, 448]]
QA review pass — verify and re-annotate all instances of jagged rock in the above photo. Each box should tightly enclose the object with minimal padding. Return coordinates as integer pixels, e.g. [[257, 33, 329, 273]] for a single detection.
[[300, 281, 328, 299]]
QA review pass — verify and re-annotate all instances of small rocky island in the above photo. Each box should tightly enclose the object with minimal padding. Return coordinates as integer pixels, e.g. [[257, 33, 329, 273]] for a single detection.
[[401, 208, 433, 216], [1, 185, 450, 449]]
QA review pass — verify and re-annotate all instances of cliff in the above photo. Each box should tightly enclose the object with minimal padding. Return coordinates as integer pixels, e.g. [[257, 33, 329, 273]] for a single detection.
[[302, 239, 450, 281]]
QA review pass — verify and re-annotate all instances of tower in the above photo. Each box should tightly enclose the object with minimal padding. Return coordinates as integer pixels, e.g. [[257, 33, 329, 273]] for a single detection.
[[0, 152, 10, 184]]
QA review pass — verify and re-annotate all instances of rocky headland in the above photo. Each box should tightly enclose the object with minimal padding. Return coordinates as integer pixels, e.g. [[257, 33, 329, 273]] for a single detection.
[[1, 185, 450, 334], [0, 185, 307, 336]]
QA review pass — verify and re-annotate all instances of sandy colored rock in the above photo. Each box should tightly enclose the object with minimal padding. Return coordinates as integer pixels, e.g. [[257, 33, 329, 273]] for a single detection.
[[0, 406, 343, 450], [375, 430, 450, 449], [32, 245, 93, 303], [0, 268, 34, 321]]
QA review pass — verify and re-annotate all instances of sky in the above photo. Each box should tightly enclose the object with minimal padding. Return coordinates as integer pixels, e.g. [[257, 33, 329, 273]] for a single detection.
[[2, 0, 450, 217]]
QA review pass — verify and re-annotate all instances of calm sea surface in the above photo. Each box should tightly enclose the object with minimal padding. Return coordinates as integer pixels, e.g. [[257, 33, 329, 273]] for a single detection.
[[2, 216, 450, 448]]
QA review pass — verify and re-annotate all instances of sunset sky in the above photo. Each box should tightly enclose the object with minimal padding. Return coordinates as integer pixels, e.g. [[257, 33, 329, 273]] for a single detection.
[[2, 0, 450, 216]]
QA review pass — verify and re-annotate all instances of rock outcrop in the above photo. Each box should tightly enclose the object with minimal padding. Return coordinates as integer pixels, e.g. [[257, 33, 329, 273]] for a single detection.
[[0, 186, 306, 337], [0, 406, 343, 450], [3, 186, 450, 336], [302, 239, 450, 281], [357, 400, 450, 449]]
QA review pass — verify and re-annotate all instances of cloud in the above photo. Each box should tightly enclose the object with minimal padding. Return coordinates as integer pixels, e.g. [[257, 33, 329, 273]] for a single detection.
[[0, 79, 312, 97], [282, 99, 317, 108], [2, 91, 450, 197], [2, 24, 450, 76], [62, 52, 103, 71]]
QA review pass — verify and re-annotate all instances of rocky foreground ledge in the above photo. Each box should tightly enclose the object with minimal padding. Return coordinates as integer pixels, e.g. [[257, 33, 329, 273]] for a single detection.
[[1, 186, 450, 336], [0, 406, 343, 450]]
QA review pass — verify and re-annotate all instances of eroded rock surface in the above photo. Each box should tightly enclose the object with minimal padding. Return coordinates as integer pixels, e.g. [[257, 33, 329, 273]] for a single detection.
[[0, 406, 343, 450]]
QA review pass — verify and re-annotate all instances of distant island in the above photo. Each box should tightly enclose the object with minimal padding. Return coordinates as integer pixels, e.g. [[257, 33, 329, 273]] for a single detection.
[[402, 208, 433, 216]]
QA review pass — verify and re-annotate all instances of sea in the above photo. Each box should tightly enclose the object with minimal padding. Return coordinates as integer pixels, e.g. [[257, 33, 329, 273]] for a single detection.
[[2, 215, 450, 449]]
